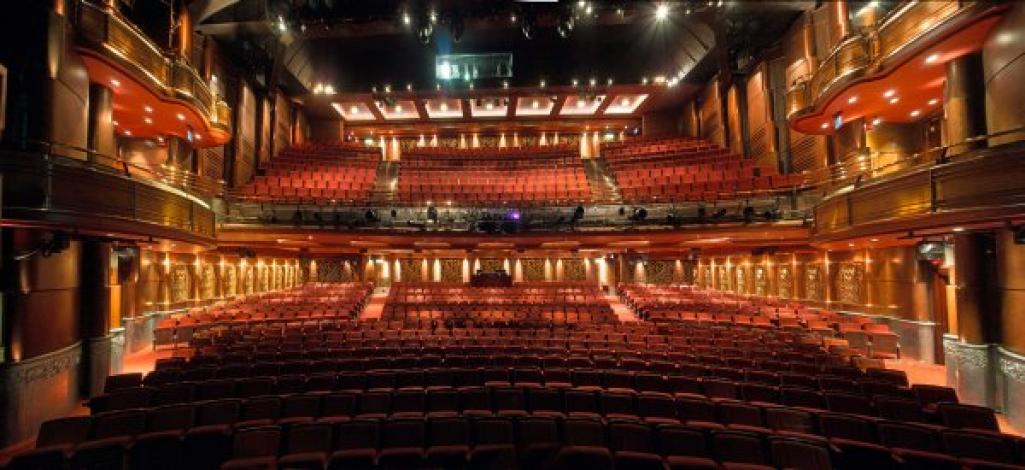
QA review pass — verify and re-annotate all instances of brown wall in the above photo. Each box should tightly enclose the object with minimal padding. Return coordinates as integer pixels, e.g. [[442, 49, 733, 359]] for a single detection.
[[2, 229, 82, 361], [982, 2, 1025, 146], [745, 65, 776, 167], [698, 77, 725, 147], [641, 109, 681, 137], [309, 119, 345, 143], [233, 83, 257, 185], [996, 230, 1025, 354]]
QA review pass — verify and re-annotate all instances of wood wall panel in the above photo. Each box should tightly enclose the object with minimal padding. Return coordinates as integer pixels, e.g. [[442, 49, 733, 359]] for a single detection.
[[746, 66, 776, 167], [698, 78, 725, 148]]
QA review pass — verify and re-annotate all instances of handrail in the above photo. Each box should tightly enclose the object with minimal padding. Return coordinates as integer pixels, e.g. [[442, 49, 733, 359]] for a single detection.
[[74, 0, 229, 126], [20, 140, 225, 201], [801, 125, 1025, 199], [788, 0, 978, 117]]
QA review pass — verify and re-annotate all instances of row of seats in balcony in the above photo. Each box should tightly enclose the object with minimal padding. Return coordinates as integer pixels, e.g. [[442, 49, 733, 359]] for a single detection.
[[397, 150, 592, 206], [235, 143, 380, 203], [16, 406, 1022, 470]]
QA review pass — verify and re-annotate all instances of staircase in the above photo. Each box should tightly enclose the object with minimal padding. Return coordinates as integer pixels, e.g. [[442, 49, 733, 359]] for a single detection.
[[369, 160, 399, 205], [583, 157, 623, 204]]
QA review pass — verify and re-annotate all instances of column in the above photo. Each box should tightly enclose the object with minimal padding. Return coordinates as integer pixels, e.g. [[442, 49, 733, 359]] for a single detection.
[[86, 84, 115, 164], [79, 240, 117, 397], [944, 53, 987, 157], [996, 230, 1025, 428], [947, 232, 999, 406]]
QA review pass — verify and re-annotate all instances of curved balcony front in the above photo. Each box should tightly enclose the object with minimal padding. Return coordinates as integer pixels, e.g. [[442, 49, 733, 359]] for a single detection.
[[786, 1, 1007, 134], [73, 0, 231, 145]]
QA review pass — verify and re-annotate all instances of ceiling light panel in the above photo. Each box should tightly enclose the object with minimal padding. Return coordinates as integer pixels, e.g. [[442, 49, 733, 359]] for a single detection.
[[333, 102, 376, 121], [560, 95, 606, 116], [515, 96, 555, 116], [375, 99, 419, 120], [469, 97, 509, 117], [603, 94, 648, 115], [423, 98, 463, 119]]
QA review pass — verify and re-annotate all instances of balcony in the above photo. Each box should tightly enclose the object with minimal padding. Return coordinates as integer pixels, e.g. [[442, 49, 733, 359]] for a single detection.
[[787, 0, 998, 123], [1, 146, 218, 244], [73, 0, 231, 140]]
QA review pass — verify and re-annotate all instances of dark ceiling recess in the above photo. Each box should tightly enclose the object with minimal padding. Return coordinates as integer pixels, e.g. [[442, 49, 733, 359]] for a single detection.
[[188, 0, 806, 105]]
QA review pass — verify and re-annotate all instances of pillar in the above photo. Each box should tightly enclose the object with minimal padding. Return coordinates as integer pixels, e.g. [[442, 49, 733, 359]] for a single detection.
[[995, 229, 1025, 430], [79, 240, 117, 398], [944, 53, 987, 156], [946, 232, 999, 406], [86, 84, 115, 164]]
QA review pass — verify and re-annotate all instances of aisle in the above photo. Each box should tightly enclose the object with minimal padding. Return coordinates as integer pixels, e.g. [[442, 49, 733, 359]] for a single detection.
[[606, 295, 639, 322], [359, 287, 390, 321]]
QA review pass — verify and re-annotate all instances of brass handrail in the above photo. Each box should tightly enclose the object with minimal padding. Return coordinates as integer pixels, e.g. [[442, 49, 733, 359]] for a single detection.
[[789, 0, 975, 117], [801, 125, 1025, 198], [21, 140, 225, 200], [74, 0, 229, 127]]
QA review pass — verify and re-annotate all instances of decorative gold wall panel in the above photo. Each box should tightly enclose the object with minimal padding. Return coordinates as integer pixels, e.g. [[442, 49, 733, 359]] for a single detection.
[[754, 267, 768, 296], [170, 266, 191, 303], [700, 267, 712, 289], [523, 259, 546, 282], [563, 259, 587, 282], [805, 265, 825, 301], [223, 266, 238, 297], [646, 260, 674, 284], [400, 259, 423, 282], [200, 265, 216, 300], [479, 258, 504, 272], [836, 262, 865, 304], [734, 267, 748, 294], [778, 265, 794, 298], [258, 267, 270, 292], [274, 266, 284, 290], [242, 266, 255, 294], [717, 267, 731, 291], [440, 259, 463, 282], [317, 259, 356, 282]]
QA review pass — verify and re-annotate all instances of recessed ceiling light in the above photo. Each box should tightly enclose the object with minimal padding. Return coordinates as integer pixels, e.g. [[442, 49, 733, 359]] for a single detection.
[[439, 102, 449, 112], [889, 97, 900, 104], [928, 98, 939, 106], [394, 104, 403, 112], [123, 130, 132, 136], [532, 100, 540, 109], [575, 100, 585, 108], [883, 89, 896, 98], [871, 117, 882, 126], [870, 238, 879, 242], [112, 120, 119, 126], [402, 13, 411, 25], [620, 98, 631, 106], [350, 105, 359, 114], [144, 105, 153, 113], [572, 78, 579, 87], [910, 109, 921, 117], [485, 102, 494, 110], [953, 227, 965, 232], [539, 80, 546, 88], [848, 243, 855, 247], [925, 53, 940, 64], [143, 117, 153, 124], [848, 96, 858, 104], [655, 3, 670, 20], [176, 113, 185, 121], [820, 122, 829, 129], [110, 78, 121, 87]]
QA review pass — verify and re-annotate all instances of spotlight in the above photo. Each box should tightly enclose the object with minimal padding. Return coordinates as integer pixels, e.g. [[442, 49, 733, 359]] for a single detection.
[[630, 207, 648, 221], [417, 22, 434, 45], [573, 205, 585, 221], [450, 15, 464, 42], [521, 13, 536, 39], [364, 209, 378, 222], [655, 3, 670, 21]]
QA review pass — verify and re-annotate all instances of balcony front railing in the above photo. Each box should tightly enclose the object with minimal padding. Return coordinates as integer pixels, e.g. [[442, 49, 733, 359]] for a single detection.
[[787, 0, 977, 118], [74, 0, 230, 133]]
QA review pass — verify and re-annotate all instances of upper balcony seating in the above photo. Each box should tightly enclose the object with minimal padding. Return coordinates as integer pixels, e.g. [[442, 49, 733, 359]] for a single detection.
[[397, 148, 591, 206], [234, 143, 380, 203], [601, 137, 808, 203]]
